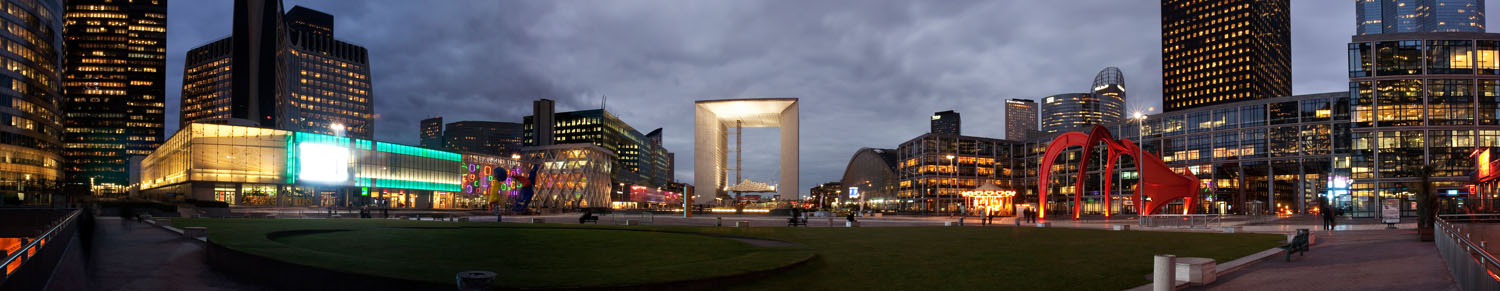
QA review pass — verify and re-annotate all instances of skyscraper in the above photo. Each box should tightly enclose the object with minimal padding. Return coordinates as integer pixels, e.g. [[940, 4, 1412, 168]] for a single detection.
[[444, 121, 523, 157], [1358, 0, 1485, 35], [1040, 93, 1110, 133], [1089, 67, 1127, 125], [1004, 99, 1037, 140], [62, 0, 168, 189], [931, 110, 960, 135], [420, 117, 443, 148], [1, 0, 64, 201], [180, 1, 373, 139], [1161, 0, 1290, 112], [525, 100, 675, 188]]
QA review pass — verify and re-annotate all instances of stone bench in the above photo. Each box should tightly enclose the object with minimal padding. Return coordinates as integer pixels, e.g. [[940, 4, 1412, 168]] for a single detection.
[[846, 221, 860, 227], [530, 218, 546, 224], [1112, 224, 1130, 231], [944, 221, 962, 227], [183, 227, 208, 238], [1036, 222, 1052, 228], [1175, 257, 1217, 285], [625, 219, 639, 226], [735, 221, 751, 228]]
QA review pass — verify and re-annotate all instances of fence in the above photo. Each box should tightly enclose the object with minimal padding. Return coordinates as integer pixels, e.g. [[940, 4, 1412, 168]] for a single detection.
[[1435, 214, 1500, 291], [0, 209, 80, 285], [1140, 214, 1222, 229]]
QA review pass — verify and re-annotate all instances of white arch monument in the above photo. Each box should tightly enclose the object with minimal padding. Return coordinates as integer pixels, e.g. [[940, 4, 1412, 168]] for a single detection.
[[693, 98, 799, 213]]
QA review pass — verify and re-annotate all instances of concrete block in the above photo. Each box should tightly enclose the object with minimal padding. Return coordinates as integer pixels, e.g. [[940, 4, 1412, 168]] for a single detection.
[[625, 219, 639, 226], [736, 221, 750, 228], [183, 226, 207, 238], [1175, 257, 1217, 285], [1222, 226, 1243, 233], [530, 218, 546, 224], [846, 221, 860, 227], [1113, 224, 1130, 231], [1036, 222, 1052, 228], [945, 221, 961, 227]]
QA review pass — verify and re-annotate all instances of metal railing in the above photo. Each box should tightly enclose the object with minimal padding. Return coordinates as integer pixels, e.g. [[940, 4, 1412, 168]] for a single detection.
[[1435, 214, 1500, 291], [0, 209, 80, 280], [1140, 214, 1222, 229]]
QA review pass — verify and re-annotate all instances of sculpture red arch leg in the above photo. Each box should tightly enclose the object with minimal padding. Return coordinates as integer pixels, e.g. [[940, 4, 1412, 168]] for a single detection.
[[1038, 125, 1201, 220]]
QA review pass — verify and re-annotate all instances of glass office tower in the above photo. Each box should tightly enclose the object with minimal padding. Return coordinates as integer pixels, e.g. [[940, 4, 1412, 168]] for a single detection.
[[1358, 0, 1485, 35], [1161, 0, 1291, 112], [62, 0, 167, 190]]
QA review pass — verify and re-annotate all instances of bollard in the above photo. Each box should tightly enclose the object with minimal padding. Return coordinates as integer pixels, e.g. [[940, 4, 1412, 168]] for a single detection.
[[716, 217, 723, 227], [1154, 254, 1176, 291], [455, 270, 496, 291]]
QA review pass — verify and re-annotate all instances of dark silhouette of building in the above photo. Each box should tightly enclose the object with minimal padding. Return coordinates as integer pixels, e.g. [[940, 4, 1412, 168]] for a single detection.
[[1005, 99, 1038, 140], [931, 110, 960, 135], [1161, 0, 1290, 112], [420, 117, 443, 148], [63, 0, 167, 189], [444, 121, 524, 157], [180, 1, 373, 138]]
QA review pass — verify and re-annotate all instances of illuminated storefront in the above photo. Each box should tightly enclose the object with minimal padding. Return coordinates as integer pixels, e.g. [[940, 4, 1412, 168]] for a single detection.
[[140, 123, 463, 208]]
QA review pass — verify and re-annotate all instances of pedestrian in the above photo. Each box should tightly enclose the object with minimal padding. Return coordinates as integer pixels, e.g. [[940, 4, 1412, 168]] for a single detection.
[[1319, 197, 1334, 231]]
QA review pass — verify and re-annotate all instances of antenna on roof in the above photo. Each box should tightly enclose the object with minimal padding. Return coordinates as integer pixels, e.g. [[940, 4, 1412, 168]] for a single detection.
[[601, 94, 607, 111]]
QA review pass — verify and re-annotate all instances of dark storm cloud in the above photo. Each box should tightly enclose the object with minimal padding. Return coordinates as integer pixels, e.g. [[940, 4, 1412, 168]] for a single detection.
[[161, 0, 1419, 196]]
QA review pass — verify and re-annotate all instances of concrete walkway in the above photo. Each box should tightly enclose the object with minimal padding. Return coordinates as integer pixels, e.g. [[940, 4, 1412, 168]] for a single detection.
[[1188, 229, 1457, 291], [45, 217, 266, 291]]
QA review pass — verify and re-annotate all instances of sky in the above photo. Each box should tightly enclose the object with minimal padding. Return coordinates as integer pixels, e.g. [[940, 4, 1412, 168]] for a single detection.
[[159, 0, 1490, 197]]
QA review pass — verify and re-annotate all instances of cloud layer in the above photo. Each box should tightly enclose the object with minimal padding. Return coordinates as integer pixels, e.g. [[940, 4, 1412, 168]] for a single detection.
[[160, 0, 1415, 196]]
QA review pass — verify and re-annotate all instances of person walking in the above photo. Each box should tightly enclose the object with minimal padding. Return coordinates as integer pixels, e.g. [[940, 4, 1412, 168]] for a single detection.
[[1319, 197, 1334, 231]]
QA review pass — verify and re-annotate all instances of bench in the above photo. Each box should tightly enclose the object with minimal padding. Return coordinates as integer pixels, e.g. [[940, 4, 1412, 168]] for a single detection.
[[787, 217, 808, 227], [579, 215, 600, 224], [1281, 230, 1310, 261]]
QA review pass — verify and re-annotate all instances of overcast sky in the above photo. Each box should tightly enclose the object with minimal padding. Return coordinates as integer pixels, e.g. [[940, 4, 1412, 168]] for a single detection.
[[160, 0, 1491, 196]]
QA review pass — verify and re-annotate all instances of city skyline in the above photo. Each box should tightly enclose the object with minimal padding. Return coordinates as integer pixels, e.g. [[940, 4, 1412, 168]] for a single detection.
[[156, 0, 1481, 196]]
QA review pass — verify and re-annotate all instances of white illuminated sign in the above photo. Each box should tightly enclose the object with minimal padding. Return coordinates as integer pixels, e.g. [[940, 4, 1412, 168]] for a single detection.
[[848, 187, 860, 199], [299, 143, 350, 183]]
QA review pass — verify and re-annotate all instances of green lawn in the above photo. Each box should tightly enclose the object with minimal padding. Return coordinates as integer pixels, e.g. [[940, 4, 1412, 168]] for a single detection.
[[173, 219, 813, 289], [174, 219, 1283, 290]]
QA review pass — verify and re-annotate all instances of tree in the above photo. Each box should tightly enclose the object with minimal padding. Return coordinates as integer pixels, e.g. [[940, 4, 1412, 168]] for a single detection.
[[1412, 165, 1438, 241]]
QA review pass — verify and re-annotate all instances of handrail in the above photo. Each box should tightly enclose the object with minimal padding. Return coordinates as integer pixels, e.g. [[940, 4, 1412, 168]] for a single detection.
[[0, 209, 80, 279], [1434, 214, 1500, 290]]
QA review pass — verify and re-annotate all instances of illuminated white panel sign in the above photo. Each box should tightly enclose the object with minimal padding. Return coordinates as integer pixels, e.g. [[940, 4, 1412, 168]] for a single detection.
[[299, 143, 350, 183]]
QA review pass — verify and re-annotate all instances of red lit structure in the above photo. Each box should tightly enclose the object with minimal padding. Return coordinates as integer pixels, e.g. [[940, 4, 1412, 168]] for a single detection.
[[1037, 125, 1202, 219]]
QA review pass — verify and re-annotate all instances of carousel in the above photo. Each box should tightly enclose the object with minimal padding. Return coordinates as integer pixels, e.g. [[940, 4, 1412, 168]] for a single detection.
[[962, 183, 1016, 217]]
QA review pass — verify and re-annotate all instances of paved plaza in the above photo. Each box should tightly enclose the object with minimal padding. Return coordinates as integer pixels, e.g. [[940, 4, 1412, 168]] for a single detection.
[[44, 217, 267, 291], [1191, 229, 1457, 291]]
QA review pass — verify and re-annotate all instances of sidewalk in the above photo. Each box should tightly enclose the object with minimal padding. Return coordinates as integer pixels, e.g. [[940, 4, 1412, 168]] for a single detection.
[[45, 217, 267, 291], [1187, 229, 1457, 291]]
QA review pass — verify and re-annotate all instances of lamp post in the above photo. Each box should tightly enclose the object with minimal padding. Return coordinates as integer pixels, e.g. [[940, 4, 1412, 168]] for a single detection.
[[1133, 111, 1147, 225], [946, 154, 956, 217]]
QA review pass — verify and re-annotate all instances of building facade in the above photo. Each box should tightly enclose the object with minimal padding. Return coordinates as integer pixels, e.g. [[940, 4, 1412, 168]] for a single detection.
[[1041, 93, 1115, 133], [1004, 99, 1037, 140], [1358, 0, 1485, 35], [1090, 67, 1127, 123], [524, 103, 675, 190], [893, 133, 1017, 213], [180, 2, 373, 139], [61, 0, 167, 190], [137, 123, 543, 210], [444, 121, 523, 157], [419, 116, 442, 148], [930, 110, 960, 135], [839, 148, 898, 209], [0, 0, 63, 204], [1162, 0, 1291, 112], [1347, 31, 1500, 217], [521, 143, 613, 209]]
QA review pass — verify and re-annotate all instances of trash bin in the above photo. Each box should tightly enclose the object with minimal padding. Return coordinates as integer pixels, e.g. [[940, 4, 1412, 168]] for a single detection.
[[456, 270, 496, 291]]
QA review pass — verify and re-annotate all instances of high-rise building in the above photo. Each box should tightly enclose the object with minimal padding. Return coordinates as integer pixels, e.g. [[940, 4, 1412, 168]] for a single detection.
[[1161, 0, 1290, 112], [280, 6, 372, 138], [1090, 67, 1127, 123], [180, 1, 373, 138], [1004, 99, 1037, 140], [1040, 87, 1122, 134], [0, 0, 64, 203], [420, 117, 443, 148], [1358, 0, 1485, 35], [524, 100, 674, 188], [931, 110, 960, 135], [62, 0, 168, 189], [444, 121, 523, 157]]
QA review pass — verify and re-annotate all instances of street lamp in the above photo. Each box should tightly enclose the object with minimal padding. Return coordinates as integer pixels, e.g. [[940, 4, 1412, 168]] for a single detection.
[[1133, 111, 1148, 224], [946, 154, 956, 217]]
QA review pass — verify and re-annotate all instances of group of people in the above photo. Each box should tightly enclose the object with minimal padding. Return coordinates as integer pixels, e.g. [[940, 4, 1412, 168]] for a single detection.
[[1319, 197, 1341, 230], [1017, 207, 1038, 224]]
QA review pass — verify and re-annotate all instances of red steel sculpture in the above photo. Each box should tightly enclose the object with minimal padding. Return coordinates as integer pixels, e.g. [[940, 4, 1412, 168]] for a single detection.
[[1037, 125, 1201, 220]]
